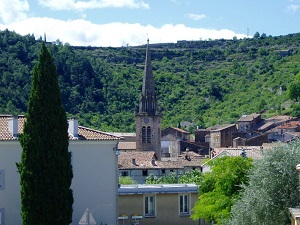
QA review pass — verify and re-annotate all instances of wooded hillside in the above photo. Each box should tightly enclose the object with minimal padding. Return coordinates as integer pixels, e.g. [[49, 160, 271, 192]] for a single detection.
[[1, 29, 300, 132]]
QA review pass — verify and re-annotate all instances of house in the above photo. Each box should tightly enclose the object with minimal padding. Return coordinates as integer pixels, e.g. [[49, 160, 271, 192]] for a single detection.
[[161, 127, 190, 156], [277, 121, 300, 133], [118, 151, 204, 183], [237, 113, 262, 132], [203, 146, 262, 173], [207, 124, 237, 148], [118, 184, 202, 225], [232, 132, 270, 147], [118, 141, 137, 151], [0, 115, 121, 225], [161, 127, 190, 142], [195, 129, 210, 143]]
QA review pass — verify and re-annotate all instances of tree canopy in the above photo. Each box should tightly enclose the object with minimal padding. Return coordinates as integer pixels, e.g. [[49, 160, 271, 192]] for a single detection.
[[17, 42, 73, 225], [229, 141, 300, 225], [191, 156, 253, 224], [145, 170, 203, 185]]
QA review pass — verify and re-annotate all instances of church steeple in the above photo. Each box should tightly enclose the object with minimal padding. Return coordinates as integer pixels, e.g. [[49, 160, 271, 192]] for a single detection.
[[135, 40, 162, 159], [142, 39, 155, 95], [138, 39, 159, 116]]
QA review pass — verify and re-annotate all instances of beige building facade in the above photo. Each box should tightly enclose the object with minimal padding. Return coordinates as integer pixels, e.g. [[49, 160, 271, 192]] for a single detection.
[[118, 184, 201, 225]]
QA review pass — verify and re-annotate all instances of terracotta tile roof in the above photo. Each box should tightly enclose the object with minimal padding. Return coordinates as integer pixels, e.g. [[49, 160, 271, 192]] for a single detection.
[[171, 127, 190, 134], [0, 115, 25, 140], [118, 151, 204, 170], [118, 141, 136, 150], [278, 121, 300, 129], [265, 115, 297, 123], [77, 126, 121, 141], [212, 147, 262, 159], [0, 115, 120, 141]]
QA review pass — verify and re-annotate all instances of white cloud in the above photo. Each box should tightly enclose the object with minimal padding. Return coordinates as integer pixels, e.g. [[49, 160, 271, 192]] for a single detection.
[[0, 0, 29, 24], [286, 4, 300, 13], [186, 13, 206, 21], [38, 0, 149, 11], [0, 17, 247, 47]]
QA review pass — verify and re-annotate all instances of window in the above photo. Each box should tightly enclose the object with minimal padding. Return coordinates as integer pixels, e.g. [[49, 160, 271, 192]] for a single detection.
[[121, 171, 128, 177], [179, 194, 190, 215], [0, 208, 4, 225], [142, 126, 146, 143], [144, 195, 155, 217], [147, 126, 151, 143], [0, 170, 4, 190], [142, 170, 148, 176]]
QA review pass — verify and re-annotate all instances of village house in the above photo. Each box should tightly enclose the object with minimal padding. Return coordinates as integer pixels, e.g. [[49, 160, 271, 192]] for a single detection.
[[202, 146, 263, 173], [118, 150, 204, 183], [0, 115, 121, 225], [118, 184, 202, 225], [161, 127, 190, 157], [207, 124, 237, 149], [237, 113, 262, 132]]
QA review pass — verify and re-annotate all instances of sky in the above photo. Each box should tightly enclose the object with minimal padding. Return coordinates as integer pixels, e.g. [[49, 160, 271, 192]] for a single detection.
[[0, 0, 299, 47]]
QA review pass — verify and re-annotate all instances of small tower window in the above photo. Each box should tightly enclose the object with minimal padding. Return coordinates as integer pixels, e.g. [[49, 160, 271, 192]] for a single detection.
[[147, 126, 151, 143], [142, 126, 146, 143]]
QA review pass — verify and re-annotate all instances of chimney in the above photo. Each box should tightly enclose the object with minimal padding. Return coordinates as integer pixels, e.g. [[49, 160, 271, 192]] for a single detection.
[[151, 158, 157, 166], [132, 158, 137, 166], [8, 116, 18, 138], [68, 118, 78, 138]]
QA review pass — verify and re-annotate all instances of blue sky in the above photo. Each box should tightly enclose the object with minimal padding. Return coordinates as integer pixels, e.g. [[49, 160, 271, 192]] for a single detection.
[[0, 0, 299, 47]]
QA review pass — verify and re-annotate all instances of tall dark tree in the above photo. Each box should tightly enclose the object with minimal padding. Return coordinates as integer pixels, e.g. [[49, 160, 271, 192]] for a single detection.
[[17, 42, 73, 225]]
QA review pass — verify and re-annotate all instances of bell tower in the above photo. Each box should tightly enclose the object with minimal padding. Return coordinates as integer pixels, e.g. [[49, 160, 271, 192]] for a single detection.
[[135, 39, 162, 159]]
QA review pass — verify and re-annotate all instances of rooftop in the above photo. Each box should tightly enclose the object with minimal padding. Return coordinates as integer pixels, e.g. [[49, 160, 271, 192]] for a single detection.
[[0, 115, 120, 141], [118, 183, 198, 195], [208, 124, 236, 131], [278, 121, 300, 129], [238, 113, 261, 122], [118, 151, 204, 170]]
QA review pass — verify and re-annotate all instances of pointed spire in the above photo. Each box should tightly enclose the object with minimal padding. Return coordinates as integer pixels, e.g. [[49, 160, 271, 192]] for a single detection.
[[142, 39, 155, 95], [137, 39, 159, 115]]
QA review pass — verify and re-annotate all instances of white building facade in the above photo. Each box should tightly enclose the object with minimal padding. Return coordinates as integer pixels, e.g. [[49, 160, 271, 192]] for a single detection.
[[0, 115, 120, 225]]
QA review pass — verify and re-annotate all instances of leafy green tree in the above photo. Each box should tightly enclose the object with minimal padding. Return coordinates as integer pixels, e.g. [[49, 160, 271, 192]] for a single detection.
[[254, 31, 260, 39], [289, 79, 300, 101], [191, 156, 253, 224], [290, 103, 300, 117], [119, 176, 137, 184], [17, 42, 73, 225], [257, 98, 267, 112], [229, 141, 300, 225], [178, 170, 203, 184], [145, 172, 178, 184], [145, 170, 203, 184]]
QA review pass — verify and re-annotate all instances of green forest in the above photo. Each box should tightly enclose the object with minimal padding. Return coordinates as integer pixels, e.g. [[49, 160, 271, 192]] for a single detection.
[[1, 29, 300, 132]]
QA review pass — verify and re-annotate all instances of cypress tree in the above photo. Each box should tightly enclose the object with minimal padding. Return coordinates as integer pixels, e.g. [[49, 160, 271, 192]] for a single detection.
[[17, 42, 73, 225]]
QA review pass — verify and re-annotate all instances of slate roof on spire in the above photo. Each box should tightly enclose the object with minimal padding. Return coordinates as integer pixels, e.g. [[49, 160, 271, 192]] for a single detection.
[[142, 39, 155, 95]]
